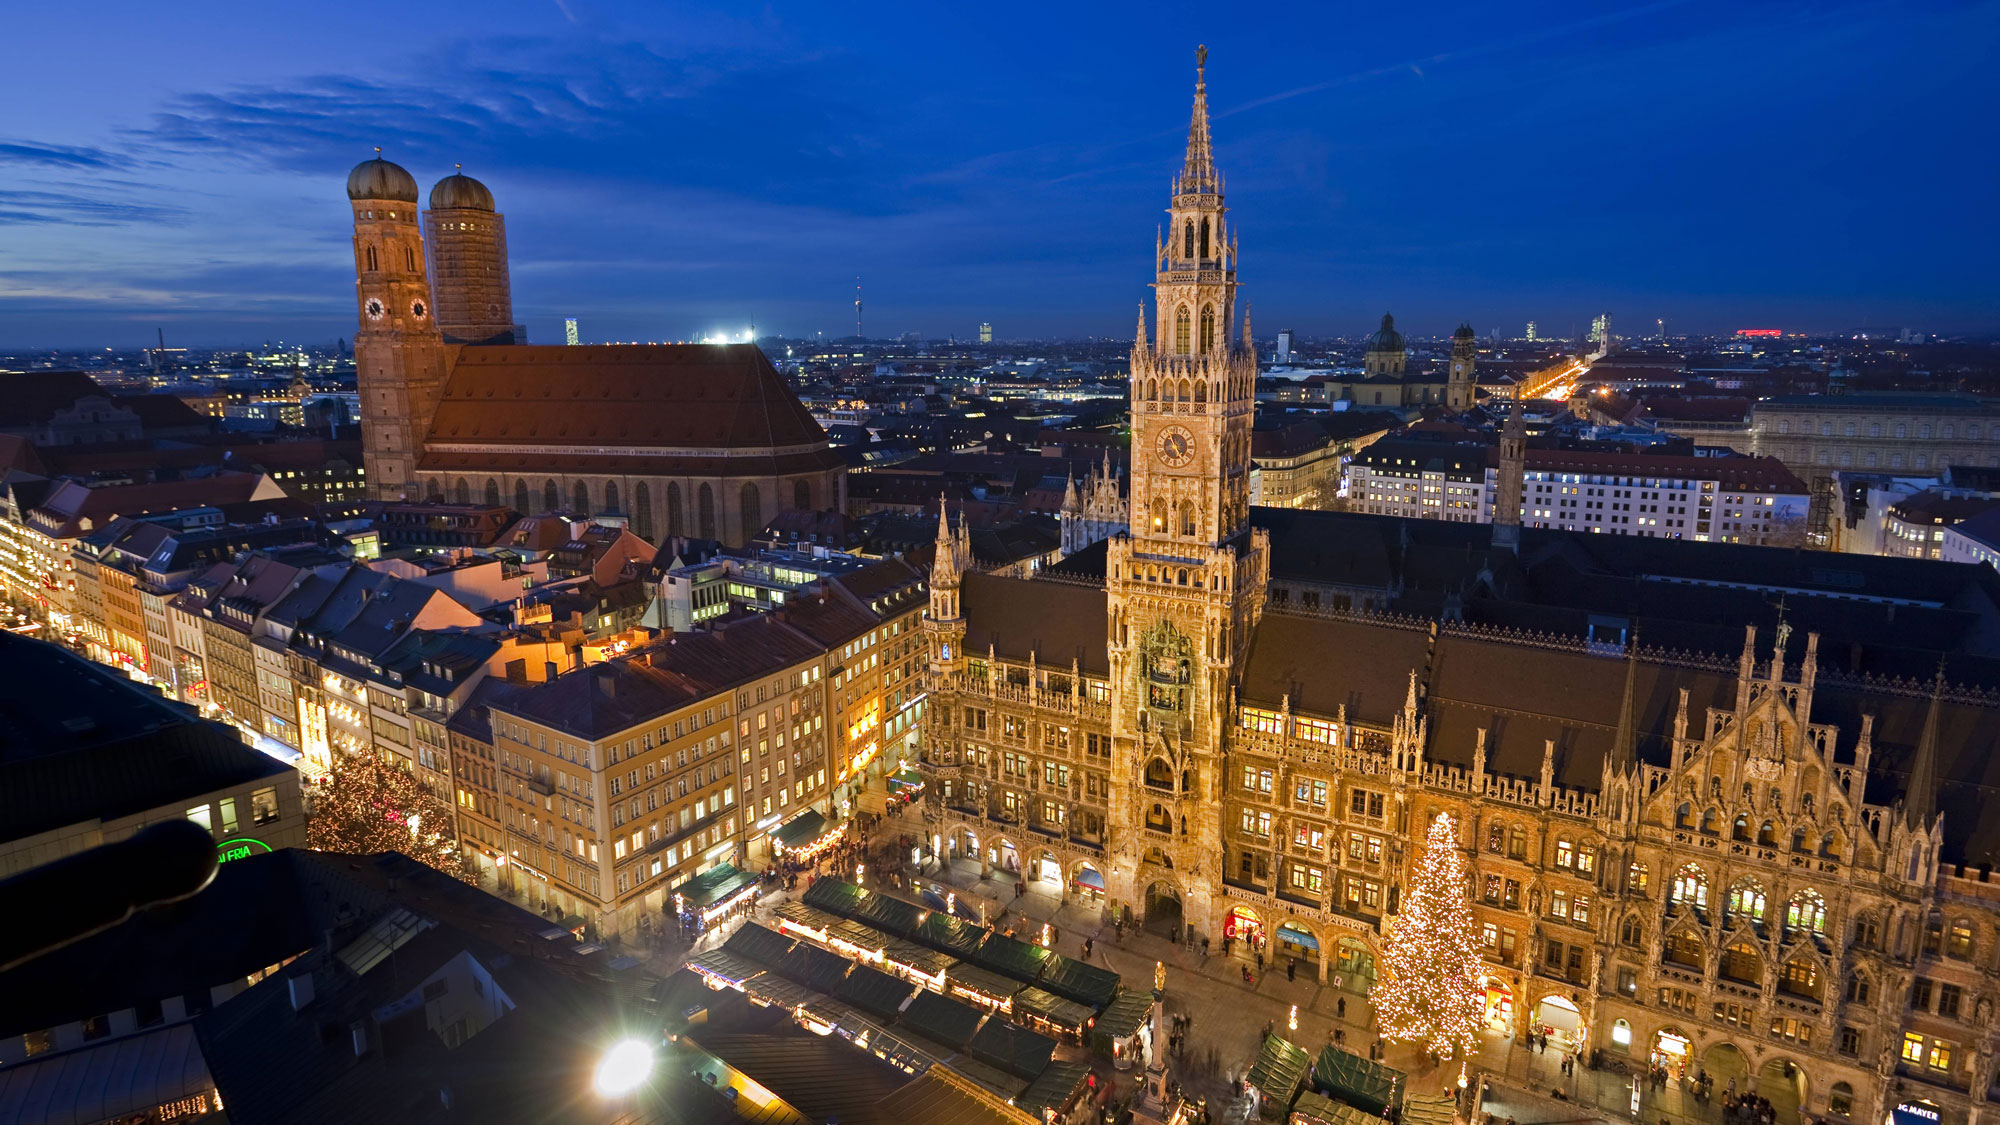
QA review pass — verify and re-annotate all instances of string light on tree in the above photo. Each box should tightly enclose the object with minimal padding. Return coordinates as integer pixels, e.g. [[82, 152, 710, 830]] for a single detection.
[[306, 753, 470, 883], [1374, 811, 1483, 1062]]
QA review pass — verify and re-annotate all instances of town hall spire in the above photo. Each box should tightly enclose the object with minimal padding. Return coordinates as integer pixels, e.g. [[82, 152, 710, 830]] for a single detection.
[[1180, 45, 1219, 195]]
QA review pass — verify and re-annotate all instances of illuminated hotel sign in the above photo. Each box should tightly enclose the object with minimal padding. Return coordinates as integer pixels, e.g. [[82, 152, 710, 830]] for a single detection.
[[217, 838, 273, 863], [1734, 328, 1783, 338]]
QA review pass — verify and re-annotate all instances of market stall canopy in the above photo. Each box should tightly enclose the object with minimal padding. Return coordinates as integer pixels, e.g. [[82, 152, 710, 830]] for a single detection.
[[771, 808, 831, 850], [970, 930, 1052, 983], [1292, 1091, 1382, 1125], [1034, 952, 1120, 1009], [686, 948, 766, 989], [900, 989, 986, 1051], [966, 1016, 1057, 1079], [1399, 1092, 1455, 1125], [1009, 986, 1093, 1033], [1094, 989, 1153, 1040], [946, 963, 1026, 1006], [883, 939, 958, 981], [680, 862, 756, 907], [773, 899, 847, 935], [835, 962, 918, 1018], [742, 971, 815, 1011], [1016, 1059, 1093, 1118], [803, 875, 867, 914], [776, 939, 855, 994], [723, 921, 798, 966], [1246, 1032, 1312, 1108], [888, 767, 924, 791], [913, 912, 988, 958], [1312, 1044, 1403, 1115], [852, 889, 926, 936]]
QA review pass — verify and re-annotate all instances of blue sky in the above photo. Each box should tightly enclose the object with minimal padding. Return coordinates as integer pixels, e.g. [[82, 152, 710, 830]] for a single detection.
[[1, 0, 1994, 348]]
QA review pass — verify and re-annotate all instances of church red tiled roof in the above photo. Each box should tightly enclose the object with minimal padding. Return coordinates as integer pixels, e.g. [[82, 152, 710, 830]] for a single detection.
[[417, 344, 842, 476]]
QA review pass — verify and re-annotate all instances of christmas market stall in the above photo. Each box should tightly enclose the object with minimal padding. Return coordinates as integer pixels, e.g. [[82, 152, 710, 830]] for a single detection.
[[898, 989, 987, 1054], [1246, 1032, 1313, 1120], [970, 929, 1053, 986], [1092, 989, 1155, 1068], [674, 862, 760, 938], [770, 808, 844, 861], [1008, 985, 1093, 1042], [966, 1016, 1057, 1081], [1034, 951, 1121, 1010], [881, 937, 957, 992], [851, 887, 925, 937], [774, 938, 855, 995], [1016, 1059, 1094, 1124], [945, 962, 1025, 1013], [833, 961, 918, 1020], [1310, 1045, 1403, 1117]]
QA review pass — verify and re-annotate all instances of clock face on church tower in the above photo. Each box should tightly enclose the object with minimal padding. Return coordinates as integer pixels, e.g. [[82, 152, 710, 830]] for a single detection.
[[1156, 424, 1195, 468], [410, 299, 428, 320], [364, 297, 385, 321]]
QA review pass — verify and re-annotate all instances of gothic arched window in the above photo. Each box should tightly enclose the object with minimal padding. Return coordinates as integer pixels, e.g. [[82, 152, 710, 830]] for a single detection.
[[1178, 378, 1192, 402], [602, 480, 620, 514], [1199, 306, 1215, 353], [453, 477, 469, 504], [1146, 379, 1158, 401], [794, 479, 811, 511], [740, 482, 761, 540], [572, 480, 590, 513], [483, 478, 500, 507], [426, 478, 444, 502], [543, 479, 560, 512], [513, 479, 530, 512], [405, 247, 416, 272], [633, 482, 653, 541], [1198, 217, 1210, 259], [667, 482, 684, 537], [1178, 500, 1195, 537], [1174, 307, 1191, 355], [1194, 380, 1208, 404], [365, 246, 377, 272], [1183, 220, 1194, 259], [697, 483, 717, 539]]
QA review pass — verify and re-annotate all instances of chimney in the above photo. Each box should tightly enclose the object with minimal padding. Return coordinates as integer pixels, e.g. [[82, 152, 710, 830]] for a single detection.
[[545, 661, 560, 682], [289, 973, 317, 1012], [596, 669, 617, 699]]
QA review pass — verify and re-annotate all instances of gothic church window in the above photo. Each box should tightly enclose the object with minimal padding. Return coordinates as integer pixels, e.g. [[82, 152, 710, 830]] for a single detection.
[[634, 483, 653, 540], [405, 247, 416, 271], [794, 480, 811, 511], [667, 482, 684, 537], [1183, 220, 1194, 259], [698, 483, 717, 539], [453, 478, 469, 504], [1198, 217, 1210, 259], [484, 479, 500, 507], [514, 480, 531, 513], [1200, 306, 1215, 353], [572, 480, 590, 513], [603, 480, 620, 514], [1179, 500, 1195, 537], [543, 479, 560, 512], [365, 246, 377, 272], [740, 483, 761, 538], [1175, 307, 1191, 354]]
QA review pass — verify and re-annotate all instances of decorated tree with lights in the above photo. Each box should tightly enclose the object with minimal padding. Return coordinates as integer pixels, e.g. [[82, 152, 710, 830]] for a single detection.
[[1374, 810, 1483, 1063], [306, 753, 471, 883]]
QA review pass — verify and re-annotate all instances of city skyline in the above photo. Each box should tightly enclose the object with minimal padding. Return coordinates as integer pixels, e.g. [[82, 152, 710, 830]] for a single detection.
[[2, 0, 1996, 348]]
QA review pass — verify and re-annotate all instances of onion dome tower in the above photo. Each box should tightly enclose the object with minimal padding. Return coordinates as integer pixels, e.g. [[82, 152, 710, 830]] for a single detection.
[[349, 150, 449, 500], [424, 167, 520, 346]]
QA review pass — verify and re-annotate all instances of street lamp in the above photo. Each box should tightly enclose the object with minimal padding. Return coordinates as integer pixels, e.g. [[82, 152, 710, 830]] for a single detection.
[[1289, 1005, 1298, 1032], [593, 1038, 654, 1097]]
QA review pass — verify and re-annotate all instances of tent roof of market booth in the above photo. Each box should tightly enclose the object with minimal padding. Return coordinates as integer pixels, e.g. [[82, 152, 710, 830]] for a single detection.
[[1312, 1044, 1404, 1115], [1247, 1032, 1313, 1108]]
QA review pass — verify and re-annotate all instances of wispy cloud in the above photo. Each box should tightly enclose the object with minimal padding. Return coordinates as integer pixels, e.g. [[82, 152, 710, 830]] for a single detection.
[[0, 189, 185, 226], [0, 140, 134, 170]]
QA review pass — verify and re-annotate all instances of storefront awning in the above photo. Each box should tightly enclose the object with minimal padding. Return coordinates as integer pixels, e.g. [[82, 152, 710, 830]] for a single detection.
[[771, 808, 830, 849], [1073, 867, 1105, 890], [1277, 923, 1320, 951], [1246, 1032, 1312, 1108]]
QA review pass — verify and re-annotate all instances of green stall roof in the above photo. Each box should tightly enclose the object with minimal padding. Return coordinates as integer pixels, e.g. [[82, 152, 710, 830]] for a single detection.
[[679, 862, 756, 907], [1311, 1044, 1403, 1115], [776, 940, 854, 994], [1246, 1032, 1312, 1107], [1094, 989, 1153, 1040], [1034, 952, 1120, 1009], [1016, 1059, 1093, 1117], [834, 962, 917, 1018], [913, 911, 988, 958], [966, 1015, 1057, 1080], [946, 962, 1025, 1005], [852, 890, 926, 937], [900, 989, 986, 1050], [722, 921, 797, 966], [1010, 986, 1093, 1033], [770, 808, 829, 849], [802, 876, 866, 914], [970, 930, 1052, 982]]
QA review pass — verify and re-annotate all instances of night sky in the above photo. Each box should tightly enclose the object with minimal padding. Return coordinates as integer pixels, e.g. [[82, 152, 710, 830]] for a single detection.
[[2, 0, 1995, 349]]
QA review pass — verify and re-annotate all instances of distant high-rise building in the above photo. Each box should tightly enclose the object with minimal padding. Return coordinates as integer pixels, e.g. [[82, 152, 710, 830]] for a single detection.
[[424, 168, 519, 345], [1276, 328, 1293, 363], [1590, 312, 1612, 350], [1526, 320, 1538, 342], [564, 318, 579, 346], [979, 322, 993, 344], [1656, 317, 1666, 340]]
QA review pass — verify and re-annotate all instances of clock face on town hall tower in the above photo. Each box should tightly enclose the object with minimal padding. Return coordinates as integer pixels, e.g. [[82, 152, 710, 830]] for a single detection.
[[1156, 424, 1195, 468]]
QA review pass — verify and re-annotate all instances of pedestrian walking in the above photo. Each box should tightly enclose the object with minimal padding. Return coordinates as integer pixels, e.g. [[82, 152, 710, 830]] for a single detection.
[[1287, 959, 1295, 981], [1337, 996, 1347, 1020]]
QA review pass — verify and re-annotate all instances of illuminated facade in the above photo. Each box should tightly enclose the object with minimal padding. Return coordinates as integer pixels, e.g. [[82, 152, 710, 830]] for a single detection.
[[917, 52, 2000, 1125]]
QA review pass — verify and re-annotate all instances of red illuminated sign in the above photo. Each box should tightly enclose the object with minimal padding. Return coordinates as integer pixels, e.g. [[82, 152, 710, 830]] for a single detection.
[[1734, 329, 1782, 338]]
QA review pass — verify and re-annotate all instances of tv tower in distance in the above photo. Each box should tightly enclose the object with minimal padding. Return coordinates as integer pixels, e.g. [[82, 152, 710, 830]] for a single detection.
[[854, 278, 863, 340]]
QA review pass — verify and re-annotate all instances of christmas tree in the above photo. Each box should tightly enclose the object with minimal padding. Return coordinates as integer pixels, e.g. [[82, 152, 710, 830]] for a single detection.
[[306, 752, 472, 883], [1375, 810, 1484, 1062]]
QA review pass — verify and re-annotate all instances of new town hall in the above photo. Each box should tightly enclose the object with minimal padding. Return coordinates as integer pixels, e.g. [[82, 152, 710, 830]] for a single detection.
[[918, 53, 2000, 1125]]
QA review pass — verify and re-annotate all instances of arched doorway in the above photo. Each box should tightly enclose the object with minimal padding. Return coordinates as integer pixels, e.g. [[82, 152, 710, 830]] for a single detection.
[[1225, 905, 1265, 957], [1651, 1028, 1693, 1082], [1143, 881, 1183, 934], [1276, 923, 1320, 973], [1610, 1018, 1634, 1054], [991, 837, 1019, 876], [1532, 994, 1584, 1051], [1757, 1057, 1807, 1123], [1702, 1042, 1748, 1099], [1029, 849, 1061, 890], [1482, 977, 1515, 1033], [1334, 936, 1377, 997], [1071, 862, 1105, 903]]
